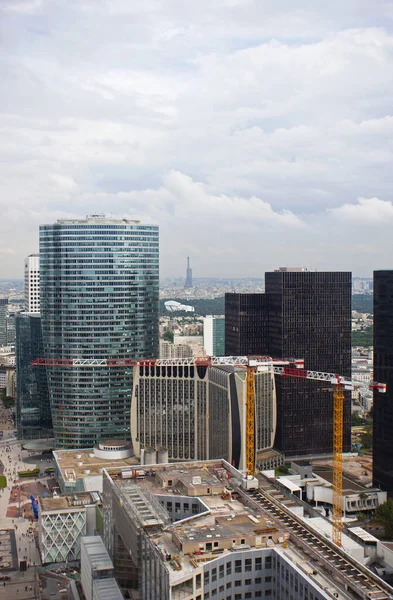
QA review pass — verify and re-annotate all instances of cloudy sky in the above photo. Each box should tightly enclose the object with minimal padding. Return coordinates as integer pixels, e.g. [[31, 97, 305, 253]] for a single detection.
[[1, 0, 393, 278]]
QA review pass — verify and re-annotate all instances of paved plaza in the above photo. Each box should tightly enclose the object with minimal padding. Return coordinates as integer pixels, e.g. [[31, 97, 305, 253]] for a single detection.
[[0, 404, 55, 599]]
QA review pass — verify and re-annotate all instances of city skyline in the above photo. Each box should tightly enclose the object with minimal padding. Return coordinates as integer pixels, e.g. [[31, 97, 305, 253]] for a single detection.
[[1, 3, 393, 278]]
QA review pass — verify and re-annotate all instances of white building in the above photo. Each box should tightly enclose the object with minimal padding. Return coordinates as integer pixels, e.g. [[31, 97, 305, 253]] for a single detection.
[[203, 315, 225, 356], [38, 492, 101, 563], [24, 254, 40, 313]]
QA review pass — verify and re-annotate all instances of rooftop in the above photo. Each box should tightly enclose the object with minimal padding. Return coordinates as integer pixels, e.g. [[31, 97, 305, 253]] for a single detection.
[[53, 448, 139, 482], [39, 491, 101, 512]]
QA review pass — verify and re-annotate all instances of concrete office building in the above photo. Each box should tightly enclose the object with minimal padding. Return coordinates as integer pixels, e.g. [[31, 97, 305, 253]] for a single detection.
[[39, 216, 159, 448], [25, 254, 40, 313], [101, 460, 356, 600], [373, 271, 393, 494], [131, 358, 276, 470], [15, 312, 52, 439], [203, 315, 225, 356], [225, 269, 352, 457], [80, 536, 123, 600]]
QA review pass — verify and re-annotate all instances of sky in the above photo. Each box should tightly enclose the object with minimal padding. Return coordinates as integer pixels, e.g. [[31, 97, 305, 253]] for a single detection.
[[1, 0, 393, 279]]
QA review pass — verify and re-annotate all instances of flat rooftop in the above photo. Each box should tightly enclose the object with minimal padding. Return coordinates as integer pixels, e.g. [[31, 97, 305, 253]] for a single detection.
[[39, 491, 101, 512], [105, 461, 289, 583], [54, 448, 139, 482]]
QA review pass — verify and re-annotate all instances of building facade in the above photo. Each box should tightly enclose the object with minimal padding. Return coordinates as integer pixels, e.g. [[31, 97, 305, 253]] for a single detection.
[[38, 492, 101, 563], [131, 358, 276, 470], [266, 269, 352, 457], [225, 293, 269, 356], [203, 315, 225, 356], [373, 271, 393, 494], [80, 536, 123, 600], [39, 216, 159, 448], [25, 254, 40, 313], [225, 270, 352, 456], [0, 298, 8, 347], [15, 313, 52, 439]]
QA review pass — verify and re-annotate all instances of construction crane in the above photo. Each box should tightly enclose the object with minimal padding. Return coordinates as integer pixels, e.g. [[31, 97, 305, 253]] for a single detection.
[[32, 355, 385, 547], [270, 366, 386, 546]]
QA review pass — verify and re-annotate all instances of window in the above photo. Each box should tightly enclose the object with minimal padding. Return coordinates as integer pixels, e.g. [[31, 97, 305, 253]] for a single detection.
[[235, 595, 242, 600], [204, 572, 210, 585], [245, 579, 251, 585], [235, 559, 242, 573], [226, 562, 232, 575], [245, 594, 252, 599], [265, 577, 272, 583], [219, 565, 224, 579], [255, 557, 262, 571], [196, 574, 201, 589], [219, 585, 224, 593], [212, 590, 217, 597], [212, 568, 217, 582], [245, 558, 252, 572], [255, 577, 261, 584], [226, 582, 232, 589], [214, 541, 219, 548], [265, 556, 272, 568], [255, 593, 262, 598], [266, 590, 272, 596], [235, 580, 241, 587]]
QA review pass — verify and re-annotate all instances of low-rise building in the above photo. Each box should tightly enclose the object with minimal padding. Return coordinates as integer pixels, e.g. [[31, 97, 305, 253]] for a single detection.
[[38, 491, 101, 563]]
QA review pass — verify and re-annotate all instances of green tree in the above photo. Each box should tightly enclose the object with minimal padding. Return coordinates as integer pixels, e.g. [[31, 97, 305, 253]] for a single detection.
[[351, 413, 364, 426], [376, 499, 393, 538], [162, 330, 174, 343]]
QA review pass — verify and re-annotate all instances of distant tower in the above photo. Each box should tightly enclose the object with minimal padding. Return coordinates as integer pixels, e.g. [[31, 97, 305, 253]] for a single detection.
[[185, 255, 193, 288]]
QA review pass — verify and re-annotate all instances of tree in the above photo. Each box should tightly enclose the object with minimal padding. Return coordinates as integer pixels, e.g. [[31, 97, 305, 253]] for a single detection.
[[162, 330, 174, 343], [376, 499, 393, 539]]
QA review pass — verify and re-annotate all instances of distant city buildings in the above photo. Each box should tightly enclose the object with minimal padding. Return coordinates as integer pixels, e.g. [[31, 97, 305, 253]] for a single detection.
[[39, 216, 159, 448], [373, 270, 393, 494], [24, 254, 40, 313], [203, 315, 225, 356], [225, 268, 352, 457]]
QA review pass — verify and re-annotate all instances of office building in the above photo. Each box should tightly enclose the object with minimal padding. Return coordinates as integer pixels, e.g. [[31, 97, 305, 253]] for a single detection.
[[101, 460, 372, 600], [39, 216, 159, 448], [25, 254, 40, 313], [0, 298, 8, 347], [225, 293, 269, 356], [225, 269, 351, 456], [373, 271, 393, 494], [131, 358, 276, 470], [38, 492, 101, 563], [184, 255, 193, 288], [203, 315, 225, 356], [80, 536, 123, 600], [15, 313, 52, 439]]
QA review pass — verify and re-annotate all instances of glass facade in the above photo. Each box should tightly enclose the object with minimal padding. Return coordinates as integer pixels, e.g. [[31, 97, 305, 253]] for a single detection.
[[15, 313, 52, 438], [39, 217, 159, 448], [225, 271, 351, 456], [373, 271, 393, 494]]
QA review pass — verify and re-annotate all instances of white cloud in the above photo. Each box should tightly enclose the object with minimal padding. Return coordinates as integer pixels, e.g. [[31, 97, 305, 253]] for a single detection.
[[1, 2, 393, 276], [330, 197, 393, 224]]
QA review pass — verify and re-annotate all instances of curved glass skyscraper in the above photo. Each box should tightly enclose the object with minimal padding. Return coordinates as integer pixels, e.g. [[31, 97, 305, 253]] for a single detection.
[[39, 217, 159, 448]]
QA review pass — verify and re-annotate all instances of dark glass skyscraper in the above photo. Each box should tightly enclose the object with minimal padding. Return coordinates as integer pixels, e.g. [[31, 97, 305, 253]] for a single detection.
[[15, 313, 52, 439], [225, 293, 269, 355], [40, 217, 159, 448], [373, 271, 393, 494], [225, 270, 352, 456]]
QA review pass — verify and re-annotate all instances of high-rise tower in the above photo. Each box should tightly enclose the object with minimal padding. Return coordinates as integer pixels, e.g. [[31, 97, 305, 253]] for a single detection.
[[373, 270, 393, 494], [225, 269, 352, 456], [184, 255, 193, 288], [25, 254, 40, 313], [39, 216, 159, 448]]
